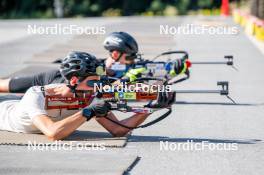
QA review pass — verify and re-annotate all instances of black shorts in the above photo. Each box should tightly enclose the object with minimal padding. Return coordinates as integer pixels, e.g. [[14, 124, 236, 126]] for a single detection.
[[9, 70, 65, 93]]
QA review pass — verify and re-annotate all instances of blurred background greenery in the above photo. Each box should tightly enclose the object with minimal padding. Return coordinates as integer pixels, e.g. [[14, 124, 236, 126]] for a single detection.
[[0, 0, 258, 19]]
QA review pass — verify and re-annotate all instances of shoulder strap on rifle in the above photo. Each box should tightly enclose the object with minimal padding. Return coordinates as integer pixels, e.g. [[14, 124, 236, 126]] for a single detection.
[[102, 108, 172, 129]]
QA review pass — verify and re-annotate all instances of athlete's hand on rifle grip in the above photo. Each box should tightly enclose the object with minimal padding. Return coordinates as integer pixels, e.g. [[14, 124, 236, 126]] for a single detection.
[[85, 98, 111, 117], [174, 59, 186, 74], [145, 91, 176, 108]]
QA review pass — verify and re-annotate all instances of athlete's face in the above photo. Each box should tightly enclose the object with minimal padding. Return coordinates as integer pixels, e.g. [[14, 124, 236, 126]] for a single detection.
[[110, 51, 134, 65], [76, 76, 100, 91], [51, 76, 99, 97]]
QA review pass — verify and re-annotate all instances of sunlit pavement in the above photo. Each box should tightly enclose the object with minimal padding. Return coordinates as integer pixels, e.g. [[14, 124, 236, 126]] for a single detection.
[[0, 16, 264, 175]]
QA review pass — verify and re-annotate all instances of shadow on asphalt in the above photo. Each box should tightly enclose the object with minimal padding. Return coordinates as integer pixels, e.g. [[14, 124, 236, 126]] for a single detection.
[[128, 136, 262, 144]]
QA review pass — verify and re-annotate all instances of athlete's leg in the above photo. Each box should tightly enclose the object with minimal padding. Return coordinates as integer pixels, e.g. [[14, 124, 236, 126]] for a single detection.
[[9, 76, 35, 93], [5, 70, 61, 93]]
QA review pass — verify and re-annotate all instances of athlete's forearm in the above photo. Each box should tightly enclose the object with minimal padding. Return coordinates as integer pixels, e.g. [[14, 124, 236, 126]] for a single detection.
[[49, 111, 86, 140], [34, 111, 86, 141], [96, 112, 149, 137]]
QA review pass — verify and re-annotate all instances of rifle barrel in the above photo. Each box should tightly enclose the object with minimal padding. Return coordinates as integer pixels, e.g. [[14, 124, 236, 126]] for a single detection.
[[175, 90, 221, 94], [191, 61, 228, 65]]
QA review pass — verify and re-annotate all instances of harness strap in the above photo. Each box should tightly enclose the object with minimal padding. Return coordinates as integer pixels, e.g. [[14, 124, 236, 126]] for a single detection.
[[40, 86, 46, 97]]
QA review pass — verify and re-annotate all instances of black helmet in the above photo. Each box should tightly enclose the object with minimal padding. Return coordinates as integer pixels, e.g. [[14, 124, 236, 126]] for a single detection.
[[103, 32, 138, 56], [60, 51, 99, 80]]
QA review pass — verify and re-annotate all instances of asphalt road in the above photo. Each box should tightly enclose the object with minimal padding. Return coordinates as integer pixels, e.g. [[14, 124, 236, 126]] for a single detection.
[[0, 16, 263, 175]]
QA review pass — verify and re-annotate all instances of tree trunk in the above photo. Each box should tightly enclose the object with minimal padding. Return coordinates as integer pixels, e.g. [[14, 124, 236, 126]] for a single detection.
[[250, 0, 258, 16], [258, 0, 264, 19]]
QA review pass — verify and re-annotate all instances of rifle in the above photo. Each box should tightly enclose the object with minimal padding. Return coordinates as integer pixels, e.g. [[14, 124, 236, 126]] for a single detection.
[[50, 48, 237, 127], [117, 50, 235, 86], [45, 76, 233, 129], [151, 50, 234, 67]]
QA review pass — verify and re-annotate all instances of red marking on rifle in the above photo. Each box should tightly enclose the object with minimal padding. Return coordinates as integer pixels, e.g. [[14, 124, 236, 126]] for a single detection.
[[136, 92, 157, 100], [45, 95, 90, 109]]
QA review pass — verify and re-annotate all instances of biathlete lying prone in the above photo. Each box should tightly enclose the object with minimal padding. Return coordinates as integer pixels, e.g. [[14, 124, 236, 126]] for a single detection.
[[0, 52, 176, 140], [0, 31, 187, 93]]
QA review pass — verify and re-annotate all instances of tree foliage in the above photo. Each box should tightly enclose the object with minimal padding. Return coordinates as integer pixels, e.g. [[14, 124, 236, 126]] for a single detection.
[[0, 0, 225, 18]]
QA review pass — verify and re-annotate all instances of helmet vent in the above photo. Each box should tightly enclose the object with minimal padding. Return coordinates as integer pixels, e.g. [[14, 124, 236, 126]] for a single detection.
[[64, 63, 70, 68], [71, 60, 81, 64], [74, 65, 81, 70]]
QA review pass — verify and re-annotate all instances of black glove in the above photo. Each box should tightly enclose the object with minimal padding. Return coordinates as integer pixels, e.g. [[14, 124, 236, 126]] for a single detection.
[[85, 99, 111, 117], [174, 59, 186, 74], [145, 91, 176, 108]]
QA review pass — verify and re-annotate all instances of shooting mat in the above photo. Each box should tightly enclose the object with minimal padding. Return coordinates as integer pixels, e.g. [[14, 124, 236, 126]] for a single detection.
[[0, 120, 127, 147], [25, 34, 106, 64], [25, 33, 175, 64], [5, 65, 59, 78]]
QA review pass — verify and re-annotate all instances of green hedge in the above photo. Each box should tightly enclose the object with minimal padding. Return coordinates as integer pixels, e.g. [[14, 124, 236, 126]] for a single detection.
[[0, 0, 224, 19]]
